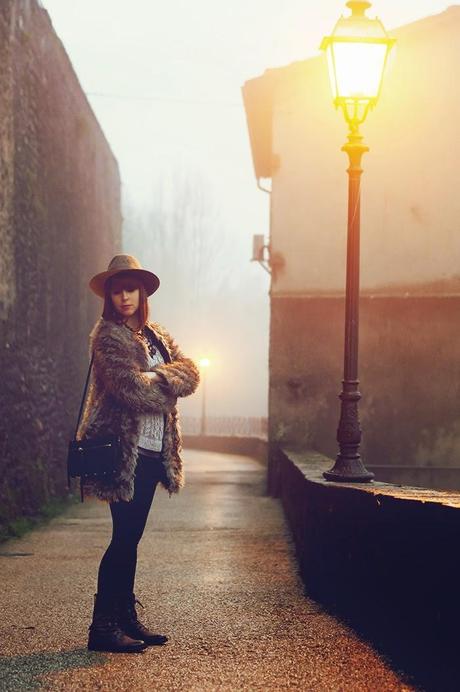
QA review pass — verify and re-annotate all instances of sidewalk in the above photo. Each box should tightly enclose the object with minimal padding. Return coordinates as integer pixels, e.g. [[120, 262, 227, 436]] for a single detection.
[[0, 450, 413, 691]]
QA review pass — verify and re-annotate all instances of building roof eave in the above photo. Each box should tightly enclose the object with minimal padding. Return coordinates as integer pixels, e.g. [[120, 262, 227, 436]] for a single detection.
[[241, 69, 278, 181]]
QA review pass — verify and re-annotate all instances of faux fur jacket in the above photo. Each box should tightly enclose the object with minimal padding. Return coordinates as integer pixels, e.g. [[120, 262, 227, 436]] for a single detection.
[[76, 317, 200, 502]]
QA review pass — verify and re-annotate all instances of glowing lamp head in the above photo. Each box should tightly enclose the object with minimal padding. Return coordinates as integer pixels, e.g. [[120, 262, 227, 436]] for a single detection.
[[199, 358, 211, 368], [321, 1, 395, 124]]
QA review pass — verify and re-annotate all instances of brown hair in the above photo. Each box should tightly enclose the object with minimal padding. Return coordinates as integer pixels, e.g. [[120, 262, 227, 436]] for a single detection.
[[102, 272, 149, 328]]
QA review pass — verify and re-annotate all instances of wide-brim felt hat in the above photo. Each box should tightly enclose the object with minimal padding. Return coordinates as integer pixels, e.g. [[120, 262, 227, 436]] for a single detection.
[[89, 254, 160, 298]]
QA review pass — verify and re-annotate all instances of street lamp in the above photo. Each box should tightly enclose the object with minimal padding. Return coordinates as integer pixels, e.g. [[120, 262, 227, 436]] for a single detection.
[[199, 358, 211, 436], [321, 1, 395, 482]]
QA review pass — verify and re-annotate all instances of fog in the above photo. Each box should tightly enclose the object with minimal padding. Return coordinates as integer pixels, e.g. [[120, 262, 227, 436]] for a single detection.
[[41, 0, 451, 418]]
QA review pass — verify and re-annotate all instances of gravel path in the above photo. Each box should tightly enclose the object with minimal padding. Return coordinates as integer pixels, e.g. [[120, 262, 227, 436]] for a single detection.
[[0, 449, 414, 691]]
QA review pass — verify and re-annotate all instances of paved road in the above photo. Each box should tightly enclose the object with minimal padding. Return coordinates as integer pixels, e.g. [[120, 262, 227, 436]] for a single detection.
[[0, 450, 413, 691]]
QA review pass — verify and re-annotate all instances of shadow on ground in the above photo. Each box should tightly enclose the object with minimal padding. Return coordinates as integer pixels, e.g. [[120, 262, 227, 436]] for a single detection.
[[310, 592, 459, 692], [0, 648, 108, 691]]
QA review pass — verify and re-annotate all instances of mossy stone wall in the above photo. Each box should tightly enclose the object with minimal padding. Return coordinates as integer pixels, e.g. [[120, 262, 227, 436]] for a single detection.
[[0, 0, 121, 536]]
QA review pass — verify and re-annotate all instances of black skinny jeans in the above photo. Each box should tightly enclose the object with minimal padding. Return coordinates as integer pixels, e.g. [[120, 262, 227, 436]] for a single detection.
[[97, 452, 167, 597]]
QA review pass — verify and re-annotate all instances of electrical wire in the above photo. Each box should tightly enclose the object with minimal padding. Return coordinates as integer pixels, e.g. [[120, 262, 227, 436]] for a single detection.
[[85, 91, 243, 108]]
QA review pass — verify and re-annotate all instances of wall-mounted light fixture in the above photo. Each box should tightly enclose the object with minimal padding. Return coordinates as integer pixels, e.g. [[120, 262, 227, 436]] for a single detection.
[[251, 234, 285, 280]]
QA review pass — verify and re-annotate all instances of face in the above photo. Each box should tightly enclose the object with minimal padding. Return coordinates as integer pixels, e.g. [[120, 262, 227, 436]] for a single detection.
[[109, 276, 141, 319]]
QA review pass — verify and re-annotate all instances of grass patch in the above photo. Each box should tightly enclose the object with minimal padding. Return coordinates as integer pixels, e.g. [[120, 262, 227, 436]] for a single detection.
[[0, 493, 80, 544]]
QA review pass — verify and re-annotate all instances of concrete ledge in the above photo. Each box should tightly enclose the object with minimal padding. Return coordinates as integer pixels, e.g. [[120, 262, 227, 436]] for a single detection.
[[367, 464, 460, 491], [183, 435, 267, 464], [271, 448, 460, 685]]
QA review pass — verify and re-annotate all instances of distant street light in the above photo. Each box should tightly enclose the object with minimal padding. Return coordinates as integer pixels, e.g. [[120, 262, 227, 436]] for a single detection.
[[320, 1, 395, 482], [199, 358, 211, 436]]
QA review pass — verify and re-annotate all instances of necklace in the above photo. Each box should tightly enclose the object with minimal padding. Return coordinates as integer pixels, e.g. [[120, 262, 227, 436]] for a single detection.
[[123, 321, 157, 357], [123, 321, 143, 336]]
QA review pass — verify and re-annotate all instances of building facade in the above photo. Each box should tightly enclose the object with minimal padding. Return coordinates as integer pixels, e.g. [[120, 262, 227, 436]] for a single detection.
[[243, 7, 460, 486]]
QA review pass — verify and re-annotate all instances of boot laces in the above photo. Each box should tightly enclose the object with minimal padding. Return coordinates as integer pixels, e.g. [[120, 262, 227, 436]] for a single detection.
[[125, 597, 144, 626]]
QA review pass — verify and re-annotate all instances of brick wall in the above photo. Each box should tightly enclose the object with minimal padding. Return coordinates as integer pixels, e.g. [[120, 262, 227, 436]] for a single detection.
[[0, 0, 121, 533]]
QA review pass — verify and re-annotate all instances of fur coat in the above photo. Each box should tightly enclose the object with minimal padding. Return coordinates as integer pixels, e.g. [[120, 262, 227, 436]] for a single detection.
[[76, 317, 200, 502]]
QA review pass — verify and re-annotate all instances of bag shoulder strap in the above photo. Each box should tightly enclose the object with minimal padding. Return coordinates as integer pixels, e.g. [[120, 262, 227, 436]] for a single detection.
[[74, 352, 95, 438]]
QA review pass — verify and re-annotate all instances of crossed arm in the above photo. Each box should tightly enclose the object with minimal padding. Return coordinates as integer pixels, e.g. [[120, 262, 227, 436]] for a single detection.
[[93, 324, 199, 414], [93, 332, 177, 415]]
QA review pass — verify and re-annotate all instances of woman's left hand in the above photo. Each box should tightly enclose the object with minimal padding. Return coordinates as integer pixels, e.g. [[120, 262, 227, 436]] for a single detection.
[[145, 372, 160, 382]]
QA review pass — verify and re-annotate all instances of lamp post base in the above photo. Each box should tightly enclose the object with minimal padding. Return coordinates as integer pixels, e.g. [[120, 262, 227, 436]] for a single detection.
[[323, 456, 374, 482]]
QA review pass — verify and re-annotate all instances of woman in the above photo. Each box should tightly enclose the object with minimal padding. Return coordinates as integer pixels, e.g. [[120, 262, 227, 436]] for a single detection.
[[76, 254, 200, 653]]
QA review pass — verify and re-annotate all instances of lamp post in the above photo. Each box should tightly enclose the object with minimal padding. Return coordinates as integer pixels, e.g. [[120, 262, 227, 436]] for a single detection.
[[321, 1, 395, 482], [199, 358, 210, 436]]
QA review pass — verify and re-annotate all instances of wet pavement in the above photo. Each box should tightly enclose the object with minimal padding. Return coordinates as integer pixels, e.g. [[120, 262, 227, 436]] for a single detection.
[[0, 449, 414, 691]]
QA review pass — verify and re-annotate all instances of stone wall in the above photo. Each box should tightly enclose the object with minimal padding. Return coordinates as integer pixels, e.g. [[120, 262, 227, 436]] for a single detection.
[[270, 448, 460, 689], [270, 295, 460, 482], [0, 0, 121, 535]]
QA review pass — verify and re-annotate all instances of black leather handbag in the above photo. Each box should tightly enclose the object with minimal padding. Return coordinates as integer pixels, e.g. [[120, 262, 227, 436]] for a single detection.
[[67, 352, 122, 502]]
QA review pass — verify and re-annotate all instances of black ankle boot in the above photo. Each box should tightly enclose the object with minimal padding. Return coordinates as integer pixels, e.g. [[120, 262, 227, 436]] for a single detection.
[[88, 593, 148, 653], [117, 593, 168, 646]]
